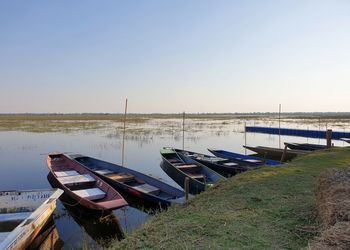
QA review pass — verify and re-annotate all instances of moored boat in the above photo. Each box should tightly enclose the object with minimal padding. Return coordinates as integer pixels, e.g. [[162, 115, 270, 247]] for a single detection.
[[0, 189, 63, 250], [173, 148, 253, 177], [69, 154, 185, 206], [243, 145, 308, 161], [160, 147, 225, 195], [340, 138, 350, 144], [284, 142, 328, 151], [46, 153, 128, 211], [208, 149, 281, 166]]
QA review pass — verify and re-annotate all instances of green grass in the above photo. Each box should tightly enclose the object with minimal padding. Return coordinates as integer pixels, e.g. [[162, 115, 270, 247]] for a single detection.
[[111, 147, 350, 250]]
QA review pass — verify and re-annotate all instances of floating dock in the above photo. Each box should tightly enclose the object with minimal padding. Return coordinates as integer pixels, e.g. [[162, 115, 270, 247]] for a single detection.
[[245, 126, 350, 140]]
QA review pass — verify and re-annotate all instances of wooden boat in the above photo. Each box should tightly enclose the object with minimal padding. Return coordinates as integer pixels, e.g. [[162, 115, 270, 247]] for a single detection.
[[173, 148, 253, 177], [340, 138, 350, 144], [0, 189, 63, 250], [160, 147, 225, 195], [284, 142, 328, 151], [208, 149, 281, 166], [28, 220, 64, 250], [47, 153, 128, 211], [69, 154, 185, 206], [243, 145, 307, 161]]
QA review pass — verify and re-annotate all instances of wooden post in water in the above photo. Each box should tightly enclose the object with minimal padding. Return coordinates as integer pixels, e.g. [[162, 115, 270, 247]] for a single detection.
[[182, 111, 185, 150], [184, 177, 189, 202], [244, 122, 247, 155], [280, 145, 288, 163], [121, 98, 128, 166], [326, 129, 332, 148], [278, 104, 281, 148]]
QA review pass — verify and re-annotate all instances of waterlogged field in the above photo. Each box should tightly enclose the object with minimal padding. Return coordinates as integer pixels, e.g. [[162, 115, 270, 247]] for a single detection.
[[0, 114, 349, 249]]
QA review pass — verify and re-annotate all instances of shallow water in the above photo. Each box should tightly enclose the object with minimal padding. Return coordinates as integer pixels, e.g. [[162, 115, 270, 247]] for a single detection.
[[0, 118, 349, 249]]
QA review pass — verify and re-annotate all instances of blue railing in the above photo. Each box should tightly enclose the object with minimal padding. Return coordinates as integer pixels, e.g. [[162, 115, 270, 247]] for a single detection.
[[245, 126, 350, 140]]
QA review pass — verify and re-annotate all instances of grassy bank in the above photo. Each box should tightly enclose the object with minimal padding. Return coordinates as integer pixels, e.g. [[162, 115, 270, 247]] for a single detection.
[[112, 147, 350, 249]]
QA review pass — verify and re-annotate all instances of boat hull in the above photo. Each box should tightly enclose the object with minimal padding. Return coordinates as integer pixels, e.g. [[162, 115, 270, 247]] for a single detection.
[[284, 142, 328, 151], [47, 153, 128, 211], [160, 159, 205, 195], [0, 189, 63, 250], [208, 149, 281, 166], [69, 154, 185, 206], [244, 146, 307, 161]]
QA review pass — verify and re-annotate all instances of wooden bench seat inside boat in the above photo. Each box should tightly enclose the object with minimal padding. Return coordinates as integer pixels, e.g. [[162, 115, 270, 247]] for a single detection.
[[57, 174, 95, 185], [176, 164, 199, 170], [187, 173, 205, 180], [133, 184, 160, 195], [54, 170, 80, 177], [168, 158, 181, 163], [223, 162, 238, 166], [94, 169, 114, 175], [72, 188, 106, 201], [106, 173, 135, 182]]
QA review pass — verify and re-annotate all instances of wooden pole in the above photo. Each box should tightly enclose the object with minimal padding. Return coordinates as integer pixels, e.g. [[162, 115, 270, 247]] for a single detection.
[[182, 111, 185, 150], [184, 177, 189, 202], [279, 104, 281, 149], [280, 145, 288, 163], [244, 122, 247, 155], [326, 129, 332, 148], [121, 98, 128, 166]]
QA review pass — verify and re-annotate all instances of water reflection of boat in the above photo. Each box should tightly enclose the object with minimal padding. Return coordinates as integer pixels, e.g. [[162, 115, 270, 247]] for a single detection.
[[47, 173, 124, 246], [28, 218, 64, 250], [0, 189, 63, 250], [173, 148, 251, 177], [47, 153, 128, 211], [208, 149, 281, 166], [69, 154, 185, 206], [243, 145, 307, 161], [160, 147, 225, 195]]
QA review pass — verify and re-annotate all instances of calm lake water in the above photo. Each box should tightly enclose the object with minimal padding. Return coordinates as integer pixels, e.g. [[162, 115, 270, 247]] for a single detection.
[[0, 118, 349, 249]]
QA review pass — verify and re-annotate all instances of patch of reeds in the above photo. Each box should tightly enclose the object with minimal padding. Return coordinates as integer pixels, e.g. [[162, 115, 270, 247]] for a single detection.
[[308, 168, 350, 249]]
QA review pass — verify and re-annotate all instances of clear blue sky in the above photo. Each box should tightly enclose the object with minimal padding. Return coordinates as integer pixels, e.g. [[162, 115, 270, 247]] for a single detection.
[[0, 1, 349, 113]]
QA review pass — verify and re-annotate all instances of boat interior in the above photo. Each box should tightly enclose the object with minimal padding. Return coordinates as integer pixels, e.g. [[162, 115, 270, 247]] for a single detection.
[[74, 157, 177, 200], [0, 191, 51, 244], [165, 153, 210, 183], [49, 155, 117, 204]]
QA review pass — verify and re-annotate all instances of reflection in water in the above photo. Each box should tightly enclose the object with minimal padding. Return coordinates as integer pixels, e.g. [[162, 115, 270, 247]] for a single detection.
[[47, 173, 125, 248], [28, 218, 64, 250], [1, 118, 349, 248]]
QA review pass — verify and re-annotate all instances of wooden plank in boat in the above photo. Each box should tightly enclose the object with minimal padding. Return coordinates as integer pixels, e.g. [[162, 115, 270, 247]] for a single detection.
[[72, 188, 105, 201], [188, 174, 205, 180], [94, 169, 114, 175], [176, 164, 199, 169], [223, 162, 238, 166], [107, 173, 134, 182], [57, 174, 95, 185], [0, 212, 31, 222], [54, 170, 79, 177], [133, 184, 160, 195]]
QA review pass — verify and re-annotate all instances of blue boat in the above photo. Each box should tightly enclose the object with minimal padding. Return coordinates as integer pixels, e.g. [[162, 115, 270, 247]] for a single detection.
[[174, 148, 254, 177], [160, 148, 225, 195], [69, 154, 185, 206], [208, 149, 281, 166]]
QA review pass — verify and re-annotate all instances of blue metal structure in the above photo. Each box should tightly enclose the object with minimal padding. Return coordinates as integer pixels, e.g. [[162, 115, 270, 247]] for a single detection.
[[245, 126, 350, 140]]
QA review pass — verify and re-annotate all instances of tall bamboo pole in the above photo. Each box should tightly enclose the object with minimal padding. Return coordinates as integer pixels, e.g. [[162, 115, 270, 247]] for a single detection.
[[182, 111, 185, 150], [121, 98, 128, 166], [279, 104, 281, 148]]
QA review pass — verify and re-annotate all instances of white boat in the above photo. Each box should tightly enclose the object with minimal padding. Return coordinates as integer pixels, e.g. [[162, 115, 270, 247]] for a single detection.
[[0, 189, 63, 250], [340, 138, 350, 144]]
